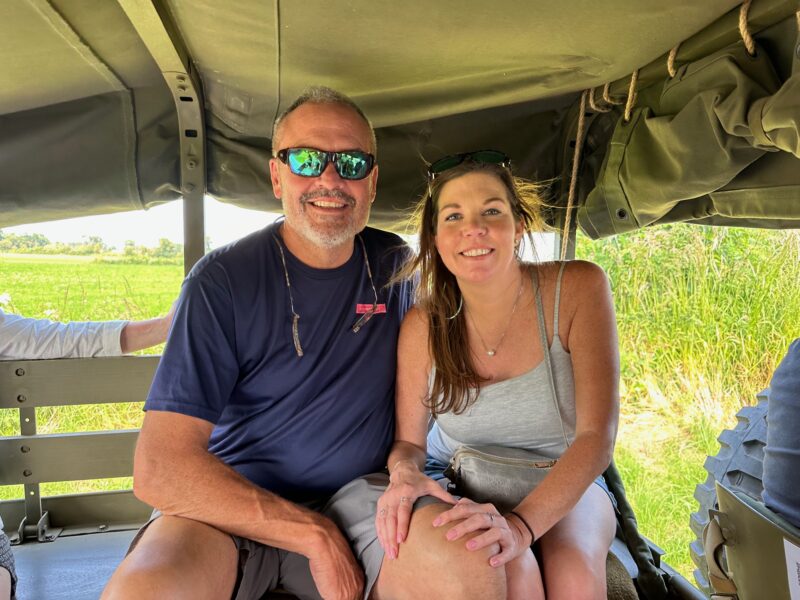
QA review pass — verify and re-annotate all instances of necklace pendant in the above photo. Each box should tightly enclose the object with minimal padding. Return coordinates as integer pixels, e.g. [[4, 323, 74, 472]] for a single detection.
[[486, 349, 496, 357]]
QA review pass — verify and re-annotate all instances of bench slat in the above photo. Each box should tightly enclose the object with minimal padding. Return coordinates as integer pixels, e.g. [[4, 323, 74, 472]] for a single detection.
[[0, 430, 138, 485], [0, 490, 151, 533], [0, 356, 158, 408]]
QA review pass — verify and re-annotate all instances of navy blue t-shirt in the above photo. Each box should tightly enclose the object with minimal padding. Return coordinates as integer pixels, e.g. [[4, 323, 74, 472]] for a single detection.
[[146, 222, 413, 503]]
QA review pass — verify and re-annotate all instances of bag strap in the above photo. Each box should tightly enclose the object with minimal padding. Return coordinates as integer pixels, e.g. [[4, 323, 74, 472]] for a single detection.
[[603, 461, 671, 600], [532, 264, 571, 452], [703, 513, 739, 599]]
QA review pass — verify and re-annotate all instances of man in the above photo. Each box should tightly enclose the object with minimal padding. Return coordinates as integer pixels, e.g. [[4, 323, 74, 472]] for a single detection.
[[103, 87, 413, 600], [0, 305, 175, 600]]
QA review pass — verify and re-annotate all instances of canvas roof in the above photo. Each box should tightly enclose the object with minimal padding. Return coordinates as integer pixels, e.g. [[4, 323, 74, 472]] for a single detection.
[[1, 0, 798, 237]]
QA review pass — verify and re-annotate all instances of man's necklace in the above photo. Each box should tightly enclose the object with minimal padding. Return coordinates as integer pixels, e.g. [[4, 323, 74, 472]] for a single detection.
[[273, 231, 377, 357], [466, 277, 525, 357]]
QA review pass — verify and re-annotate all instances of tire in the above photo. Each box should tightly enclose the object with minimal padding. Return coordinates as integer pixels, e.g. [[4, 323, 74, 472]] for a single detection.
[[688, 397, 768, 597]]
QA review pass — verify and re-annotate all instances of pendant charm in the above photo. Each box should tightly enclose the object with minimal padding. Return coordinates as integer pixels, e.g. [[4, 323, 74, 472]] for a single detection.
[[487, 349, 496, 357]]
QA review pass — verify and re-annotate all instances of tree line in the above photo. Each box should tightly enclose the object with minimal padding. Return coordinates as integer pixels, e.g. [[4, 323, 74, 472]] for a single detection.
[[0, 231, 191, 264]]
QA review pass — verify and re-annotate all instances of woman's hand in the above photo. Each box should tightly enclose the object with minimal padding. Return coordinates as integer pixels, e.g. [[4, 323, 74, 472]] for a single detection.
[[432, 498, 533, 567], [375, 461, 456, 559]]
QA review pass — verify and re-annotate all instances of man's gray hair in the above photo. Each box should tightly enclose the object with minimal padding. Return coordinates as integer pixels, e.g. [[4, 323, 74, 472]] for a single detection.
[[271, 86, 377, 156]]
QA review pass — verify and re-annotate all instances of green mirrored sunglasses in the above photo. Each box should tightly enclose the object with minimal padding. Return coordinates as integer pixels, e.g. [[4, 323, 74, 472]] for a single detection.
[[277, 147, 375, 180], [427, 149, 510, 181]]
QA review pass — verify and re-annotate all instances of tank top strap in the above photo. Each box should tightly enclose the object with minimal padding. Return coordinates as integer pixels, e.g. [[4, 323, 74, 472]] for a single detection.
[[553, 261, 567, 335], [531, 268, 550, 356], [531, 265, 571, 451]]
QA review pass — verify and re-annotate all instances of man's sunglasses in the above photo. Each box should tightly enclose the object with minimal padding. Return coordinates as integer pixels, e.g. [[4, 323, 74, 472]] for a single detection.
[[276, 147, 375, 181], [427, 149, 510, 181]]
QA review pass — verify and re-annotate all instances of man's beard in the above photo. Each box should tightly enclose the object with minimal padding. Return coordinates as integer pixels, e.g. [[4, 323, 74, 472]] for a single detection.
[[286, 188, 365, 249]]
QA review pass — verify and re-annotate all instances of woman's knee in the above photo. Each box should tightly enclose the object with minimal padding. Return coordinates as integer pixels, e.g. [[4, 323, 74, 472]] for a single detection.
[[505, 550, 543, 600], [377, 503, 506, 600], [541, 544, 608, 600]]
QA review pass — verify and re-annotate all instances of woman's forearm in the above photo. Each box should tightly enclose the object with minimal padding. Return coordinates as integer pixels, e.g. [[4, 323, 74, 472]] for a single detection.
[[513, 430, 614, 538], [387, 440, 427, 473]]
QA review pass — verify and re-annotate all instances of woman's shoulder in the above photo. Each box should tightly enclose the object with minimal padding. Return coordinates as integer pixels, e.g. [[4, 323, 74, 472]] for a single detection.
[[401, 304, 430, 334], [531, 259, 609, 290]]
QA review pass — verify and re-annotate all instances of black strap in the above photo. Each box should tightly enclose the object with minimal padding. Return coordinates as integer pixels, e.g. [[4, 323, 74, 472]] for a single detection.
[[603, 460, 670, 600]]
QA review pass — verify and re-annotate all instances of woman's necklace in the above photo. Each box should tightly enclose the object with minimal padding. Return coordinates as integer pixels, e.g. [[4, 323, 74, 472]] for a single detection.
[[466, 276, 525, 357]]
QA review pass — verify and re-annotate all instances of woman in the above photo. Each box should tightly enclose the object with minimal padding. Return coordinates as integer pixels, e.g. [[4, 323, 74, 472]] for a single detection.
[[374, 151, 620, 599]]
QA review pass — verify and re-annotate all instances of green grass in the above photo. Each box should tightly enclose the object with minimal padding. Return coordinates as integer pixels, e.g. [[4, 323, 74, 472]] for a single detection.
[[577, 224, 800, 581], [0, 254, 180, 322], [2, 227, 799, 585]]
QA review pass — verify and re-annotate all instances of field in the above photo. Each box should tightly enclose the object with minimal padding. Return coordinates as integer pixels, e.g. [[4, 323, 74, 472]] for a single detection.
[[2, 225, 799, 583], [578, 225, 800, 580]]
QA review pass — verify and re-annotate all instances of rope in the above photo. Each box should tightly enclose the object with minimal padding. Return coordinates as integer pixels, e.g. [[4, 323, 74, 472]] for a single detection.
[[587, 87, 611, 113], [602, 82, 624, 105], [667, 43, 681, 78], [560, 90, 588, 260], [739, 0, 756, 56], [623, 69, 639, 123]]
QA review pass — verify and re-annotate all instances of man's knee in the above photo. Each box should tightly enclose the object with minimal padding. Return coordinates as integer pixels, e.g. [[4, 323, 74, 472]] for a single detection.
[[102, 516, 238, 600], [103, 557, 191, 600], [380, 503, 506, 600]]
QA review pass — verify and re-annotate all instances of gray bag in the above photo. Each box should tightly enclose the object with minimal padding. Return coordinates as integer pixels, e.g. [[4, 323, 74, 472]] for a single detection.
[[444, 445, 557, 512]]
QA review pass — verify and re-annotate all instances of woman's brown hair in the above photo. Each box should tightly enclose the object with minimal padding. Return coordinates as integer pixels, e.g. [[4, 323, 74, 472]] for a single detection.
[[397, 160, 550, 416]]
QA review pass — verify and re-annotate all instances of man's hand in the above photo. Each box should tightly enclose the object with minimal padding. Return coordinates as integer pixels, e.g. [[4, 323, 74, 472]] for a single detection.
[[308, 517, 364, 600]]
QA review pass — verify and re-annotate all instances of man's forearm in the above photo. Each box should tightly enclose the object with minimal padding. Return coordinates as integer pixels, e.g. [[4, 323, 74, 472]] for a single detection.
[[134, 424, 336, 558]]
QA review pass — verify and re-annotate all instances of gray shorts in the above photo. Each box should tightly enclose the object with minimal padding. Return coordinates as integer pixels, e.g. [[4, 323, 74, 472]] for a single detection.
[[0, 531, 17, 599], [129, 473, 388, 600]]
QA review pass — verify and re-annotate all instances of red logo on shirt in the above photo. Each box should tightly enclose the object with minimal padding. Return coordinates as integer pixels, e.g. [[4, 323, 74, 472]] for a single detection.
[[356, 304, 386, 314]]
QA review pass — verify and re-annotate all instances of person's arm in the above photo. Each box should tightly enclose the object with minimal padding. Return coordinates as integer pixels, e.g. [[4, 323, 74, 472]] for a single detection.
[[510, 261, 619, 543], [0, 309, 125, 359], [436, 261, 620, 563], [119, 302, 176, 353], [763, 339, 800, 527], [135, 410, 363, 600], [376, 307, 456, 558], [0, 303, 175, 359]]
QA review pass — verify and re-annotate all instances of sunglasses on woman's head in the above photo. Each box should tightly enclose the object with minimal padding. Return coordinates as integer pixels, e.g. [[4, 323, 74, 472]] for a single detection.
[[276, 147, 375, 180], [427, 150, 511, 181]]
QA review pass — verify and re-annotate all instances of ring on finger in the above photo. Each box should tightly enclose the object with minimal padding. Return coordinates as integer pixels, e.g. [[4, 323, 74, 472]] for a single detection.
[[379, 508, 387, 517], [400, 496, 410, 504], [486, 512, 494, 524]]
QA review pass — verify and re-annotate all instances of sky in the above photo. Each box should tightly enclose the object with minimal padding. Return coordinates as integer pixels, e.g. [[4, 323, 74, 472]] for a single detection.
[[4, 197, 281, 250], [3, 197, 556, 259]]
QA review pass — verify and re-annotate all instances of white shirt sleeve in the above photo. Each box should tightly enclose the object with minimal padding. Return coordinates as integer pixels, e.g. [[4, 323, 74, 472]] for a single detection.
[[0, 309, 128, 360]]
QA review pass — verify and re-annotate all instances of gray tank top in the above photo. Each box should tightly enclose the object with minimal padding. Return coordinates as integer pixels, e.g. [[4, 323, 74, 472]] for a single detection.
[[427, 263, 575, 464]]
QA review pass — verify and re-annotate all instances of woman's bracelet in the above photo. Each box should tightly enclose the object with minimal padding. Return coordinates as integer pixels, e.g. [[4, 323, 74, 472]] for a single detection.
[[389, 459, 415, 472], [507, 510, 536, 545]]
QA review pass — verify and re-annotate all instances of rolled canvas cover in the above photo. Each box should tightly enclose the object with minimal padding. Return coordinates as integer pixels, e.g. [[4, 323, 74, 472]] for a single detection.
[[579, 37, 800, 237]]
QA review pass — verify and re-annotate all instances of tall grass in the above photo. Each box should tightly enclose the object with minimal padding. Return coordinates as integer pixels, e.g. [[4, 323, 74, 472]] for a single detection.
[[578, 224, 800, 579]]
